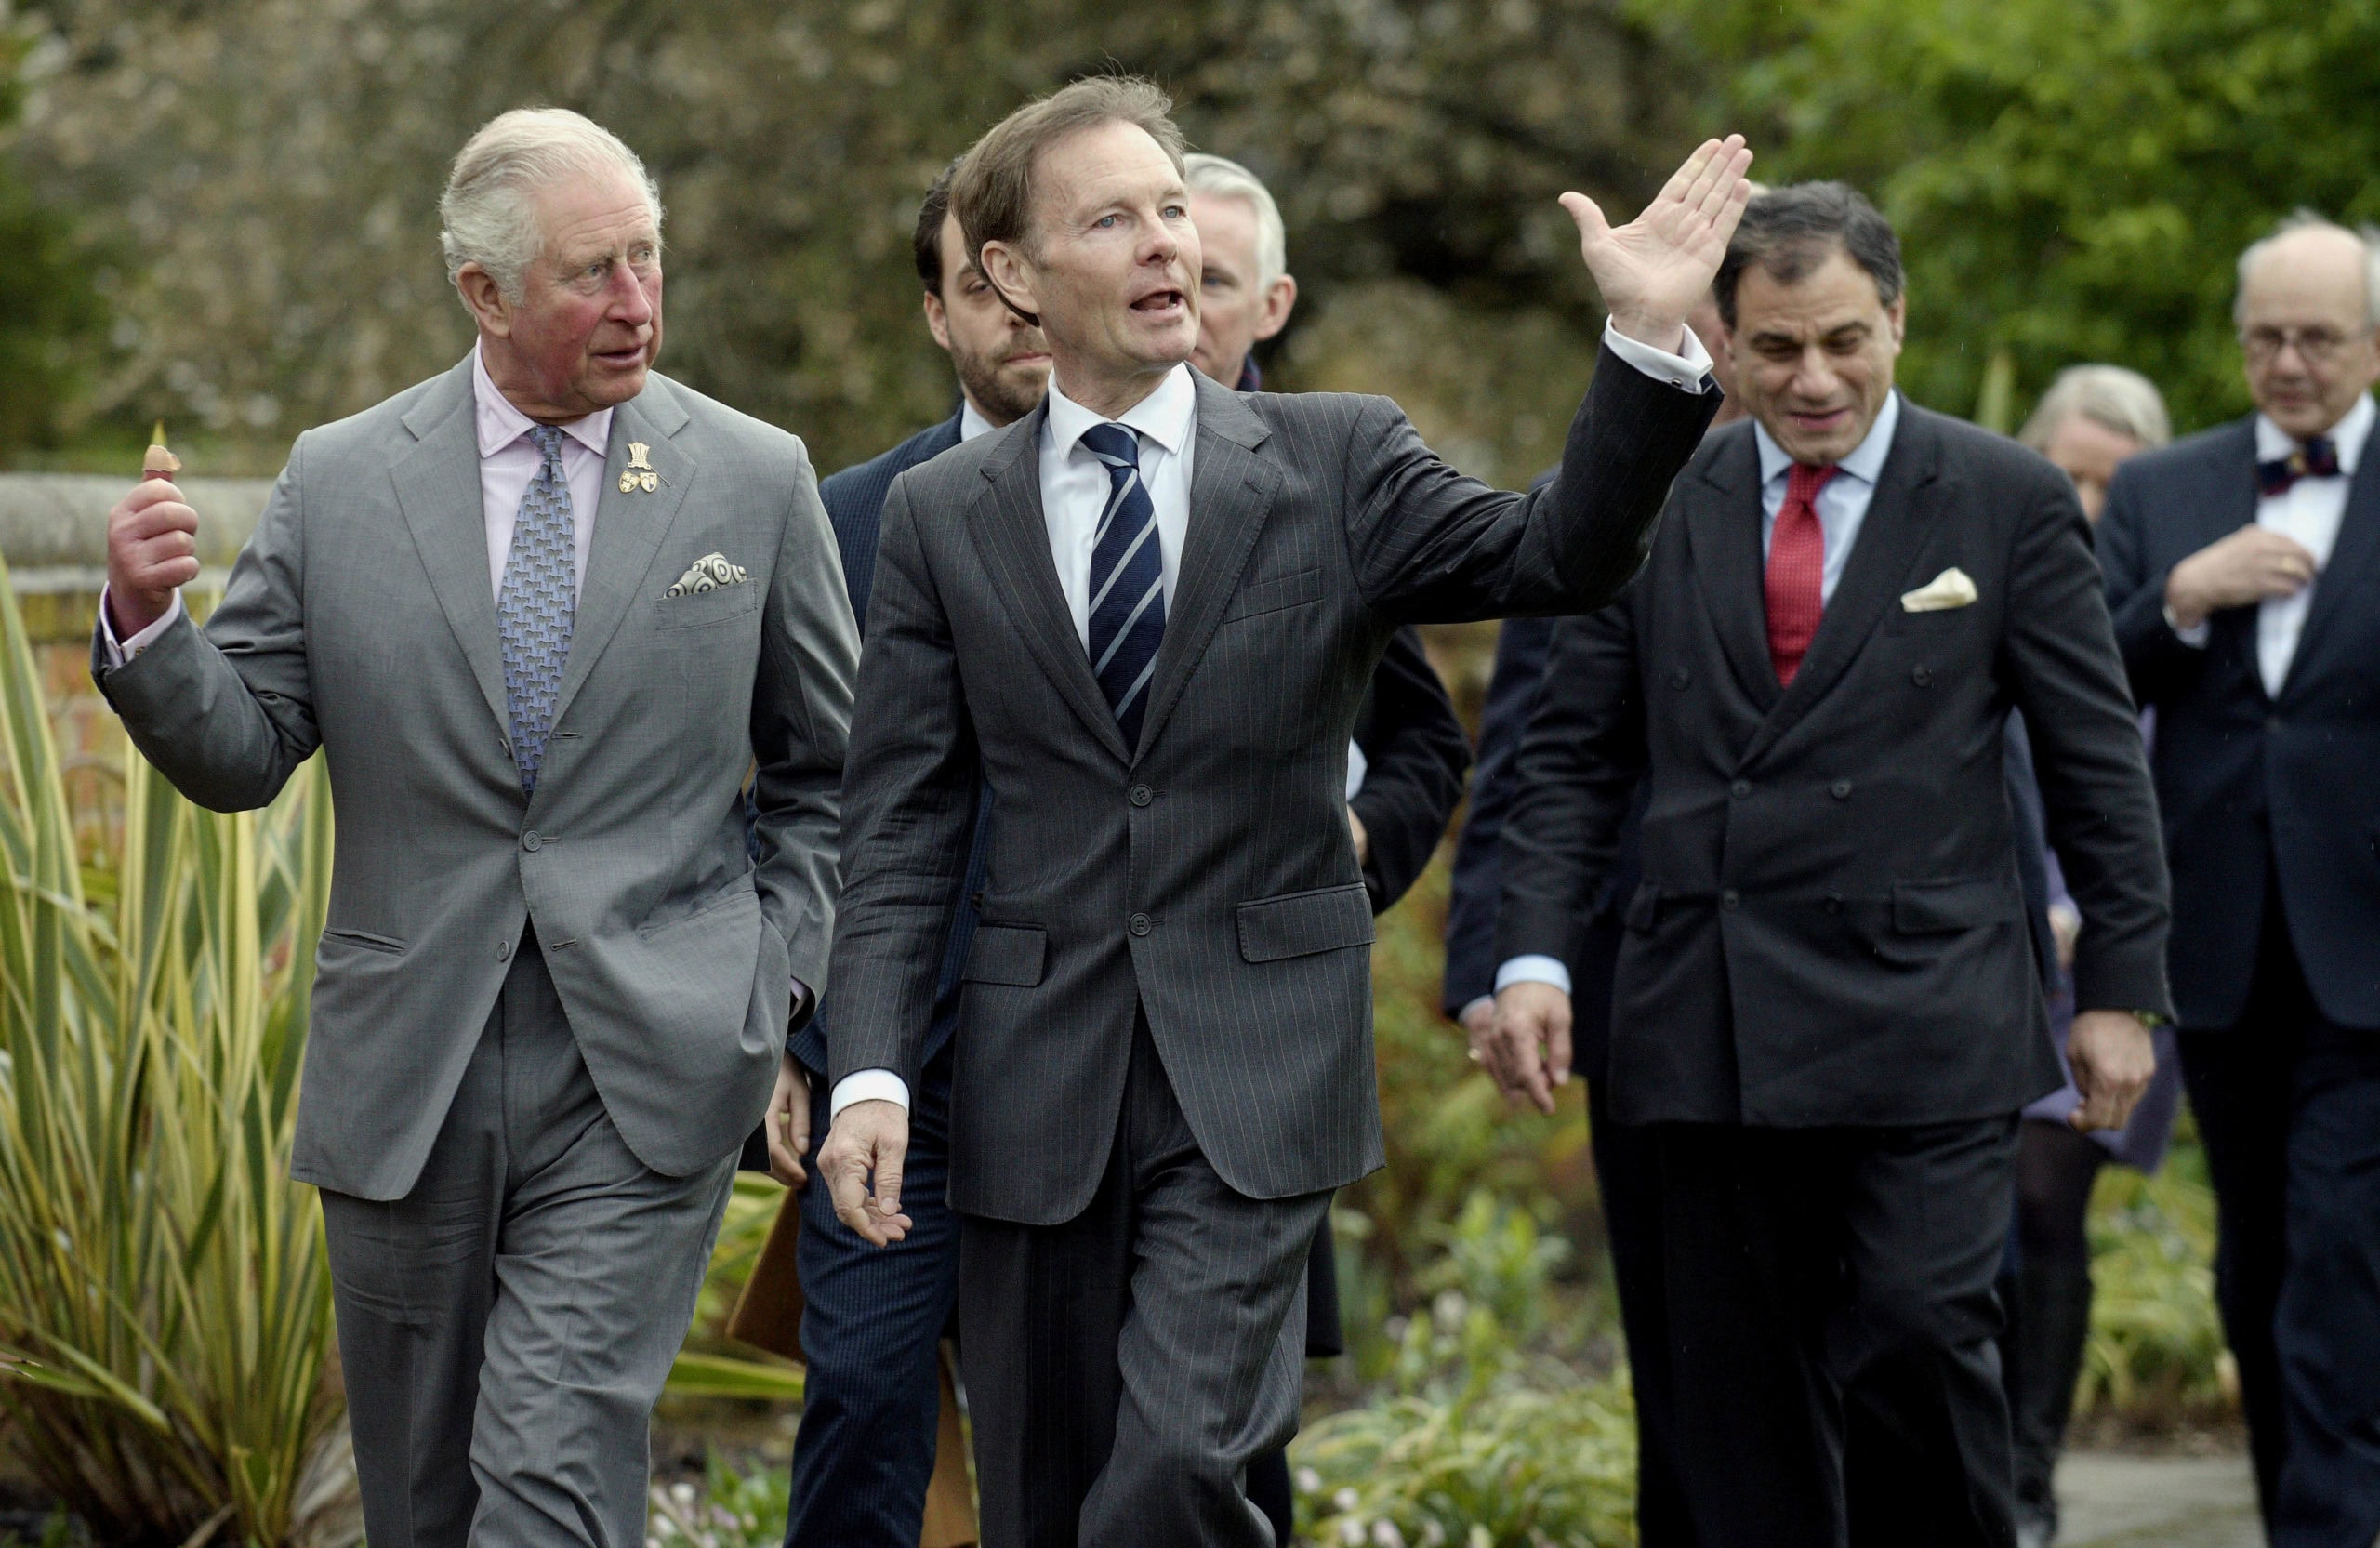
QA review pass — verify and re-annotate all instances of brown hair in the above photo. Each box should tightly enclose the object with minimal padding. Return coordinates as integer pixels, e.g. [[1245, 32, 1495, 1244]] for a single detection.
[[912, 158, 963, 296], [950, 75, 1187, 323]]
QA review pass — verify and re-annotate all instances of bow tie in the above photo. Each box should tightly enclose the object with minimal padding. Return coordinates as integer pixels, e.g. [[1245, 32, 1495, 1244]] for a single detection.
[[2256, 436, 2342, 496]]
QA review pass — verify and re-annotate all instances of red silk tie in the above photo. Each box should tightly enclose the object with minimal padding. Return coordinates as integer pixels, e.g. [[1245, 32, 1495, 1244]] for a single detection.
[[1765, 461, 1837, 685]]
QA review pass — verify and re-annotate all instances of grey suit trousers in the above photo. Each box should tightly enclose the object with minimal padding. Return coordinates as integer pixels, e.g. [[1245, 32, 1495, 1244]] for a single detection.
[[320, 935, 735, 1548], [960, 1019, 1332, 1548]]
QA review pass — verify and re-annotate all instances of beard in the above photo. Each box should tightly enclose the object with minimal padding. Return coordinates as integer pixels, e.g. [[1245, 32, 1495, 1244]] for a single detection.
[[954, 343, 1049, 427]]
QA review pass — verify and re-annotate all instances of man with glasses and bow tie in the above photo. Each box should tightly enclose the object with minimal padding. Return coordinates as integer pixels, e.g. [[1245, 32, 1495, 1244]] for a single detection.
[[2100, 213, 2380, 1546], [815, 74, 1746, 1546]]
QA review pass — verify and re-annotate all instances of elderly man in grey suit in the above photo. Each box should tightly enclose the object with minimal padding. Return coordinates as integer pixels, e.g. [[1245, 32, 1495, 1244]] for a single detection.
[[93, 109, 856, 1548], [815, 75, 1749, 1546]]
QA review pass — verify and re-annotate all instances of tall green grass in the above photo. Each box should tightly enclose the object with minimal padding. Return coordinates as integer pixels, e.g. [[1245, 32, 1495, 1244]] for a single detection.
[[0, 561, 350, 1548]]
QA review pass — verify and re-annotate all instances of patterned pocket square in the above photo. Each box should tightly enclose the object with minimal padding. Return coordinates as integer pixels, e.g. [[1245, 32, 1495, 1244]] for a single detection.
[[1900, 566, 1978, 612], [665, 553, 748, 597]]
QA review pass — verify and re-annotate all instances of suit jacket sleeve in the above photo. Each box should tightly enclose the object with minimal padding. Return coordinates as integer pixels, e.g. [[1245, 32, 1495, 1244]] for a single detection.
[[2096, 460, 2207, 708], [1494, 600, 1647, 969], [1350, 628, 1470, 914], [1999, 473, 2174, 1019], [88, 441, 322, 811], [750, 442, 860, 1011], [823, 471, 983, 1092], [1441, 615, 1557, 1014], [1341, 343, 1715, 625]]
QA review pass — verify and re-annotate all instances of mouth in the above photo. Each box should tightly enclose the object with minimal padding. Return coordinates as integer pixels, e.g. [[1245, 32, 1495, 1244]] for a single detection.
[[1786, 405, 1854, 435], [1001, 350, 1051, 370], [1130, 287, 1188, 322], [592, 339, 648, 369]]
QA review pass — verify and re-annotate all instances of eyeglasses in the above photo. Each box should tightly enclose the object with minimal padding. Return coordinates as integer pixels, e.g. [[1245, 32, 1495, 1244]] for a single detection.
[[2240, 324, 2374, 367]]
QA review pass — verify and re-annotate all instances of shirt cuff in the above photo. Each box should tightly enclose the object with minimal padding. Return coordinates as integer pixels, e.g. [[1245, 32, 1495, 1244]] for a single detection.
[[2162, 602, 2211, 648], [1495, 954, 1574, 997], [99, 586, 183, 666], [829, 1068, 910, 1119], [1600, 317, 1715, 390], [788, 977, 812, 1022]]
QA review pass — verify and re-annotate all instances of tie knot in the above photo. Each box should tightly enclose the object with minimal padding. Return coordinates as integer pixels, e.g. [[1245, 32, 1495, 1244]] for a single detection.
[[1786, 461, 1839, 509], [1080, 422, 1140, 471], [526, 423, 566, 470]]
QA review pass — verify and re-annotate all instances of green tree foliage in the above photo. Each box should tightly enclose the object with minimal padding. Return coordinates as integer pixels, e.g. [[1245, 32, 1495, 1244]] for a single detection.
[[1646, 0, 2380, 432], [0, 26, 105, 454]]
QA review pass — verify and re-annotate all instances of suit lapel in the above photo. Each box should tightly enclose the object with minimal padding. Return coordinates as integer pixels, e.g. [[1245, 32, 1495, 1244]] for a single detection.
[[2279, 417, 2380, 702], [966, 406, 1133, 764], [391, 358, 510, 738], [1741, 406, 1944, 766], [2200, 421, 2269, 703], [547, 380, 697, 733], [1680, 428, 1778, 713], [1133, 377, 1280, 761]]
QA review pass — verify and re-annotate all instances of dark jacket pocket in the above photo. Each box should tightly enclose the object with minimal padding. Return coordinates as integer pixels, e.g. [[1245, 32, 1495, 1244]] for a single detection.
[[1623, 882, 1661, 933], [1236, 883, 1376, 963], [1222, 566, 1324, 623], [321, 926, 406, 955], [962, 923, 1048, 986], [1890, 877, 2023, 933]]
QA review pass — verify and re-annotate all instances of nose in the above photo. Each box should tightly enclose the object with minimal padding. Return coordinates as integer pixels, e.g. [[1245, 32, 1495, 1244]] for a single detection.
[[1792, 345, 1841, 400], [608, 263, 654, 326], [1142, 214, 1180, 269]]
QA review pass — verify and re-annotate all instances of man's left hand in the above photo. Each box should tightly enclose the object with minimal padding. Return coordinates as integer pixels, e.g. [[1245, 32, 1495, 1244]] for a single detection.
[[2067, 1010, 2157, 1133], [764, 1054, 812, 1187], [1563, 134, 1754, 350], [1347, 807, 1370, 866]]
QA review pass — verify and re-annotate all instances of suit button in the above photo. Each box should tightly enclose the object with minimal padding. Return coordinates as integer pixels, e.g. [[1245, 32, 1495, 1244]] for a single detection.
[[522, 831, 542, 853], [1911, 665, 1934, 687], [1730, 779, 1751, 800], [1130, 785, 1153, 808], [1831, 779, 1853, 800], [1129, 912, 1153, 937], [496, 939, 511, 962], [1825, 891, 1844, 913], [1722, 889, 1741, 910]]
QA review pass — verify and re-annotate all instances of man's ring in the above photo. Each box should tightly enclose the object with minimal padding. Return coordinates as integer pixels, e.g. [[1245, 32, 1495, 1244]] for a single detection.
[[1466, 1047, 1484, 1064]]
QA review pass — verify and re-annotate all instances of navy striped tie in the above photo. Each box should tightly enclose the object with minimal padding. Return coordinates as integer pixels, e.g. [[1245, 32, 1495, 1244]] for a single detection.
[[1080, 422, 1167, 748]]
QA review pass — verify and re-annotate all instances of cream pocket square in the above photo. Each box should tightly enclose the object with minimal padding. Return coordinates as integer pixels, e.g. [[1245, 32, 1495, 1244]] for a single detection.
[[665, 553, 747, 598], [1899, 567, 1978, 613]]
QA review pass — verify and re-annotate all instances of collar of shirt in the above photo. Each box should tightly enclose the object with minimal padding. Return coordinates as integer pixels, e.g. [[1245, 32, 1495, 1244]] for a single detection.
[[959, 395, 999, 443], [1752, 389, 1902, 503], [472, 342, 613, 462], [2254, 390, 2374, 472], [1043, 362, 1197, 470]]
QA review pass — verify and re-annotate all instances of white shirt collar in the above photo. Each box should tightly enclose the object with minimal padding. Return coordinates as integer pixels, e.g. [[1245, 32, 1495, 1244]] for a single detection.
[[1753, 390, 1902, 490], [2254, 390, 2374, 472], [1043, 362, 1197, 461], [959, 396, 999, 443], [471, 340, 614, 462]]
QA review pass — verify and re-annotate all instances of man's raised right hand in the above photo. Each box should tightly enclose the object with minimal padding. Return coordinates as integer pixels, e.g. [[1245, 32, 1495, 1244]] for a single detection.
[[817, 1097, 914, 1247], [107, 478, 202, 638]]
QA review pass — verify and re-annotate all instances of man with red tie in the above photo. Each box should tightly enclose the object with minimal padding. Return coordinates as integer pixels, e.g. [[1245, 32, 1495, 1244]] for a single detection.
[[1485, 182, 2174, 1547]]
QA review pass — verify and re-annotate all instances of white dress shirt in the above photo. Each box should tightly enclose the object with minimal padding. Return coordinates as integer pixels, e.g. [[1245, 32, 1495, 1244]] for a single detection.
[[102, 343, 611, 662], [2169, 393, 2373, 696], [1492, 392, 1903, 1002], [834, 319, 1717, 1119]]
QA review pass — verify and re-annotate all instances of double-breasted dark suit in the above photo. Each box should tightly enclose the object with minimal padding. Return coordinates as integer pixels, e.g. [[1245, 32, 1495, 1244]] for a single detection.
[[829, 347, 1713, 1544], [1498, 398, 2171, 1547]]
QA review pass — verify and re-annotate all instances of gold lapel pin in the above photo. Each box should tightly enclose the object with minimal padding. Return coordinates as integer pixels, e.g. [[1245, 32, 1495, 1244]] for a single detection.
[[619, 441, 658, 494]]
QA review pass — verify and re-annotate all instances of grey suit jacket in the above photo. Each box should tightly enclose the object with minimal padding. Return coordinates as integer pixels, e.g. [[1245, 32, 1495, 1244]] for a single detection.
[[93, 356, 858, 1201], [829, 349, 1714, 1224]]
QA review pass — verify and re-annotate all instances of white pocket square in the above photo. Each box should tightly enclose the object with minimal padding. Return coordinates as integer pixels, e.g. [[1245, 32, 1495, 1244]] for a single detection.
[[665, 553, 748, 598], [1899, 567, 1978, 612]]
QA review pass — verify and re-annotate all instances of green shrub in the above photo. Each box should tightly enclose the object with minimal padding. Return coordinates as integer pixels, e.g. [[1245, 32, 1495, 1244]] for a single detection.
[[2078, 1124, 2230, 1427]]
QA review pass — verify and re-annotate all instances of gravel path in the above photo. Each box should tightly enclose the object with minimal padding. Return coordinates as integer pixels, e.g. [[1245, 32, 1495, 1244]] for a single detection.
[[2057, 1451, 2262, 1547]]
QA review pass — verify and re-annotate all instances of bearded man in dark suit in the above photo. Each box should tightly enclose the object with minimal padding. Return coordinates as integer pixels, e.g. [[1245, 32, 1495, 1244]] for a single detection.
[[1490, 182, 2171, 1548]]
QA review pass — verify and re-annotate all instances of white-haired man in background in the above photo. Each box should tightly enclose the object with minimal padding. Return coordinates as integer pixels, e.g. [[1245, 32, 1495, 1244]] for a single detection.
[[94, 109, 856, 1547], [1183, 152, 1296, 391]]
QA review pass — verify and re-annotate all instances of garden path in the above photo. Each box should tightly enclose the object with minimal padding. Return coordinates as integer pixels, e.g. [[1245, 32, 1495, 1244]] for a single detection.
[[2057, 1451, 2261, 1547]]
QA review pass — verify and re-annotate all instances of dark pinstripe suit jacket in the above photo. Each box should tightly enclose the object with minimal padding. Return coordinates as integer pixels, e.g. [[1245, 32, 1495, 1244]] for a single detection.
[[829, 350, 1715, 1222]]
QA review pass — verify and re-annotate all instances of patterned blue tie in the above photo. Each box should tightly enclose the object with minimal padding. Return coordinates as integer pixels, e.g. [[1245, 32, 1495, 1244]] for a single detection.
[[1080, 422, 1167, 748], [497, 424, 576, 795]]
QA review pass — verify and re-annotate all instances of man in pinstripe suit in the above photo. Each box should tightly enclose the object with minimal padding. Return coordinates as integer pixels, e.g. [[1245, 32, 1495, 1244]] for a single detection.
[[817, 75, 1748, 1546]]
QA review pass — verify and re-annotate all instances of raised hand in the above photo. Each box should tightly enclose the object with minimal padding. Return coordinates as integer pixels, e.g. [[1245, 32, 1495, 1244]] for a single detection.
[[1562, 134, 1754, 351], [107, 477, 201, 639]]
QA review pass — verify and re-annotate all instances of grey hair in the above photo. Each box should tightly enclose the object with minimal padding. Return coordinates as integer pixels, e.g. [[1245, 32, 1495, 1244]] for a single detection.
[[2234, 209, 2380, 326], [1183, 152, 1288, 291], [2018, 364, 2172, 453], [440, 108, 664, 303]]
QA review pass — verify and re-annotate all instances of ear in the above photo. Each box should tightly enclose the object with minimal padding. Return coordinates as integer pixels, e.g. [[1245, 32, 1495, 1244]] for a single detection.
[[1252, 273, 1299, 343], [1885, 292, 1908, 353], [922, 289, 953, 353], [979, 240, 1042, 328], [456, 263, 513, 339]]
